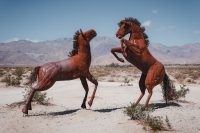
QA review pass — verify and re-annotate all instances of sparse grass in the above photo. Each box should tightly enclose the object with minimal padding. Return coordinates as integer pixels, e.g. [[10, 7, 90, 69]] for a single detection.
[[0, 69, 5, 77], [105, 63, 121, 67], [0, 65, 199, 85], [23, 88, 51, 105], [13, 67, 24, 80], [1, 74, 20, 86], [121, 77, 133, 86], [125, 103, 171, 132], [0, 67, 28, 86], [174, 84, 190, 100], [165, 116, 172, 129]]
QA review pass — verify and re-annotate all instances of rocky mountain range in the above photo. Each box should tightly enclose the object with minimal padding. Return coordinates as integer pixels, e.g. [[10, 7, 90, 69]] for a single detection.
[[0, 37, 200, 66]]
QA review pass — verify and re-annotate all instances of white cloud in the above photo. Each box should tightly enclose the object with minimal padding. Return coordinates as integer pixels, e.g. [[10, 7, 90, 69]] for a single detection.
[[193, 30, 200, 35], [3, 37, 40, 43], [142, 20, 152, 27], [25, 38, 41, 42], [152, 10, 158, 14], [4, 37, 19, 43]]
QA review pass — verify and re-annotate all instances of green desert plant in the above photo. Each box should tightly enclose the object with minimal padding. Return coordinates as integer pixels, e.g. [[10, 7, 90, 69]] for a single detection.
[[125, 103, 170, 131], [23, 88, 51, 105], [175, 84, 189, 100], [165, 116, 172, 129], [13, 67, 24, 80], [1, 74, 20, 86], [163, 84, 190, 101], [0, 69, 5, 77], [121, 77, 133, 86], [106, 63, 120, 67]]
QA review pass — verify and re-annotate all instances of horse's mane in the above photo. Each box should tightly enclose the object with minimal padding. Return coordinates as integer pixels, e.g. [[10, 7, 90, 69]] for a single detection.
[[118, 17, 150, 46], [68, 31, 80, 57]]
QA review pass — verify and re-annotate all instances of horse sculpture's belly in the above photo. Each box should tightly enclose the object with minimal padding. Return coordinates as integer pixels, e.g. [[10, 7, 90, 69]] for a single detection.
[[126, 57, 148, 72]]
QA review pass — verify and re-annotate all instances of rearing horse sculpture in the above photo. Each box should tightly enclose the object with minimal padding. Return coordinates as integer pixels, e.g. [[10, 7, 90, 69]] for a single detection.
[[111, 17, 175, 109], [22, 29, 98, 115]]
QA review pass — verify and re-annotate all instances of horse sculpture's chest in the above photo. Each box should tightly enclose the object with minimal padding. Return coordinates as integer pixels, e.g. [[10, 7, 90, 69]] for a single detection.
[[124, 49, 150, 72]]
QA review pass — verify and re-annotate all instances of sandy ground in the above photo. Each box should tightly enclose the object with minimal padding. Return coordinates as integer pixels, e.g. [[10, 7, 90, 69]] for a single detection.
[[0, 80, 200, 133]]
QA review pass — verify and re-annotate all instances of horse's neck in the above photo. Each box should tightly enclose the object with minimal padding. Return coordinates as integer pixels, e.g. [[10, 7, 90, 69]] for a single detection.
[[78, 45, 91, 59], [129, 32, 144, 41]]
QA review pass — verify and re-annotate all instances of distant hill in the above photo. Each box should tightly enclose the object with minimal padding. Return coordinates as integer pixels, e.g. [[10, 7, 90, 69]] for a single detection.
[[0, 37, 200, 66]]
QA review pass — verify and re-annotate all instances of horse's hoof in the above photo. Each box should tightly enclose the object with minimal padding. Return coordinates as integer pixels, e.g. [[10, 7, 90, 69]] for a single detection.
[[22, 106, 28, 115], [81, 103, 86, 109], [88, 101, 92, 107]]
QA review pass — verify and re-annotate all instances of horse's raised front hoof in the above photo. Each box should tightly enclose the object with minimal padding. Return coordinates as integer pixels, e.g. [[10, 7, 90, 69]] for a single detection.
[[81, 103, 86, 109], [22, 106, 28, 115], [118, 58, 124, 63]]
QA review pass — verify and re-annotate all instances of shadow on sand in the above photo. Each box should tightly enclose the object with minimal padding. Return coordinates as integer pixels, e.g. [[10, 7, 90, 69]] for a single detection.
[[27, 109, 80, 117], [94, 107, 125, 113], [149, 102, 181, 109], [48, 109, 80, 116]]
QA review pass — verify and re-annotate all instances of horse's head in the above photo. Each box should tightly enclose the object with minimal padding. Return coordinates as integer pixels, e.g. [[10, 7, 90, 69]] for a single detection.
[[68, 29, 97, 57], [79, 29, 97, 43], [116, 17, 142, 39]]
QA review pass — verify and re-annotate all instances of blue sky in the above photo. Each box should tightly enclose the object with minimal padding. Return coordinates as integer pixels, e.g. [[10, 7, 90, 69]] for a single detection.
[[0, 0, 200, 46]]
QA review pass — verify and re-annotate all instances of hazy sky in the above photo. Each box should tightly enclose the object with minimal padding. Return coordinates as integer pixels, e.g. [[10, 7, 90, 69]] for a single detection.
[[0, 0, 200, 46]]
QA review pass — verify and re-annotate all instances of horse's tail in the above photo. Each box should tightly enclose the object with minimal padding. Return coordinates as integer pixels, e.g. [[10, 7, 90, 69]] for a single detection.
[[161, 73, 176, 104], [28, 66, 40, 85]]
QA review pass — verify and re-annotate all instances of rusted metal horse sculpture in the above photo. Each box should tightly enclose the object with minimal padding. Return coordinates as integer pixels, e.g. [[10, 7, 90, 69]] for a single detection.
[[22, 29, 98, 115], [111, 17, 175, 109]]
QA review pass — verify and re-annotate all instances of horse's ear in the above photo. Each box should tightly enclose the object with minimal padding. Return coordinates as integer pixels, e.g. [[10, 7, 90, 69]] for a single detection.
[[80, 29, 87, 40], [80, 29, 84, 35]]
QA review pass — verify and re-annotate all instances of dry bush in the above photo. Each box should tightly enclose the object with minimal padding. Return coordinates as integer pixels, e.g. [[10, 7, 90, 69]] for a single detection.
[[174, 84, 189, 100], [1, 74, 20, 86], [90, 66, 111, 79], [124, 103, 171, 131], [13, 67, 24, 80], [121, 77, 133, 86], [0, 69, 6, 77], [23, 88, 51, 105], [1, 68, 25, 86], [166, 66, 200, 84]]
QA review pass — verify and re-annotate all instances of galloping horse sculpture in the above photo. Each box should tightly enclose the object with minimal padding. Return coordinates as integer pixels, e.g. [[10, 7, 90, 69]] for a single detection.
[[22, 29, 98, 115], [111, 17, 175, 109]]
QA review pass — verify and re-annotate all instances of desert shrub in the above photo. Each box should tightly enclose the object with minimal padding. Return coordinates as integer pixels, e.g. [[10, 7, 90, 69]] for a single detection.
[[121, 77, 133, 86], [174, 84, 189, 100], [164, 84, 189, 101], [125, 103, 170, 131], [165, 116, 172, 129], [1, 74, 20, 86], [13, 68, 24, 80], [0, 69, 5, 77], [106, 63, 120, 67], [23, 88, 51, 105], [145, 115, 164, 131]]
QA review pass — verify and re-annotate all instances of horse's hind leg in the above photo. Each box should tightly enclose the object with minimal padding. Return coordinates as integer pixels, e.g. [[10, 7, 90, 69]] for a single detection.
[[134, 73, 146, 106], [22, 80, 55, 115], [143, 62, 164, 109], [80, 77, 89, 109], [22, 88, 36, 115]]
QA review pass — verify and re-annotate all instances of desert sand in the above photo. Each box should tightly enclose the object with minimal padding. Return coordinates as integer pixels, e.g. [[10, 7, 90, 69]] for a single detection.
[[0, 80, 200, 133]]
